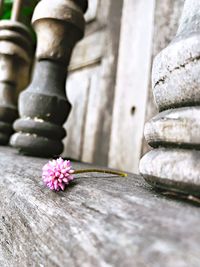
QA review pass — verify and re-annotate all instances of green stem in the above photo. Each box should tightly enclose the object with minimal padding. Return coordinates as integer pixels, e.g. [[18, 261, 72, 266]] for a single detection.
[[74, 169, 127, 177]]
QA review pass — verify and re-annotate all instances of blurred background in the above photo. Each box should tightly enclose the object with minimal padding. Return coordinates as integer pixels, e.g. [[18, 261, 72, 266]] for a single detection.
[[64, 0, 184, 173], [1, 0, 185, 173], [1, 0, 38, 27]]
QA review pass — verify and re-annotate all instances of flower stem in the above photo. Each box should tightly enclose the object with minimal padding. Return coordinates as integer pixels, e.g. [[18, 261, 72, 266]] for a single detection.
[[74, 169, 127, 177]]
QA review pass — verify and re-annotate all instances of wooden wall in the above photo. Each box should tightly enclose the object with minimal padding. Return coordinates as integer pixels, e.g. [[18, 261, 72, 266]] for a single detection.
[[63, 0, 123, 166], [63, 0, 185, 173], [109, 0, 155, 173]]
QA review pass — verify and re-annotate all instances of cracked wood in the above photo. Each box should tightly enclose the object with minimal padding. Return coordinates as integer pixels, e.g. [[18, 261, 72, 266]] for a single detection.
[[0, 147, 200, 266]]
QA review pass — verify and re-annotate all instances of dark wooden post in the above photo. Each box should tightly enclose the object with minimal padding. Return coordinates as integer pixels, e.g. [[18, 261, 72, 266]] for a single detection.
[[0, 0, 33, 145], [0, 0, 3, 17], [11, 0, 88, 157], [140, 0, 200, 196]]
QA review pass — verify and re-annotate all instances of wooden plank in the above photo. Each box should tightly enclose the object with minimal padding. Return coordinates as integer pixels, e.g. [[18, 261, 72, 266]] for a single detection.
[[65, 0, 123, 166], [84, 0, 110, 36], [85, 0, 123, 166], [63, 68, 90, 160], [109, 0, 155, 173], [63, 65, 101, 161], [68, 31, 105, 71], [81, 65, 102, 163], [1, 146, 200, 266]]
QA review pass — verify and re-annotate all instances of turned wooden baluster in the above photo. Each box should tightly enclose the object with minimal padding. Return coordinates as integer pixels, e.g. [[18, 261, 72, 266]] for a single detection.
[[140, 0, 200, 196], [11, 0, 88, 157], [0, 0, 33, 145]]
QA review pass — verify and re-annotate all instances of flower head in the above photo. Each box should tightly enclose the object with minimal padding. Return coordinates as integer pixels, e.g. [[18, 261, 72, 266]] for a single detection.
[[42, 158, 74, 191]]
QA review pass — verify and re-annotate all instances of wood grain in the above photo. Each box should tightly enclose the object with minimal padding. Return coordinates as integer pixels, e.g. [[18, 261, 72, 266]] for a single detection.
[[142, 0, 185, 155], [0, 147, 200, 267], [109, 0, 155, 173], [65, 0, 123, 167], [65, 0, 186, 173], [68, 31, 105, 71], [144, 107, 200, 148], [64, 65, 101, 161]]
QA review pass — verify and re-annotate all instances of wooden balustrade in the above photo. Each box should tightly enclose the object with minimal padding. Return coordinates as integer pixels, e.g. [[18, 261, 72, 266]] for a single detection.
[[140, 0, 200, 196], [0, 0, 33, 145], [10, 0, 88, 157]]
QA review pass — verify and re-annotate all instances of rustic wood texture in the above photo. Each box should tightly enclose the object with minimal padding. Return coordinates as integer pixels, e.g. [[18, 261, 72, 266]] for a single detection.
[[0, 147, 200, 267], [140, 0, 200, 196], [109, 0, 155, 173], [68, 31, 105, 72], [144, 107, 200, 148], [152, 0, 200, 111], [140, 147, 200, 196], [142, 0, 184, 155], [64, 65, 101, 161], [64, 0, 186, 173], [64, 0, 123, 166], [11, 0, 87, 157]]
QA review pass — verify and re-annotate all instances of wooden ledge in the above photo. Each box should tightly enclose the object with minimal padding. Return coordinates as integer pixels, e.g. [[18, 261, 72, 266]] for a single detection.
[[0, 147, 199, 266]]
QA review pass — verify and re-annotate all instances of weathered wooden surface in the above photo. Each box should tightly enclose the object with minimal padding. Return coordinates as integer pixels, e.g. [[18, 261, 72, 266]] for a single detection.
[[0, 19, 33, 145], [140, 0, 200, 196], [142, 0, 184, 155], [64, 0, 123, 166], [11, 0, 87, 157], [153, 0, 200, 111], [0, 147, 200, 267], [64, 0, 186, 173], [140, 148, 200, 196], [144, 107, 200, 148], [109, 0, 155, 173]]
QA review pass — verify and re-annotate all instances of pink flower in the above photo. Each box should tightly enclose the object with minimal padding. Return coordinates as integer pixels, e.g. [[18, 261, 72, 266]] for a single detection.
[[42, 158, 75, 191]]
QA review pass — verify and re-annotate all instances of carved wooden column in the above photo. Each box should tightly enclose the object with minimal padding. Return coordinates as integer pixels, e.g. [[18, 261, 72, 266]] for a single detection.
[[140, 0, 200, 196], [0, 0, 33, 145], [11, 0, 88, 157]]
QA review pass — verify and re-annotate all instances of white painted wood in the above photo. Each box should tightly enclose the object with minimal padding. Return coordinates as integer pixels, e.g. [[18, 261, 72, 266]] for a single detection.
[[109, 0, 155, 173], [85, 0, 99, 22]]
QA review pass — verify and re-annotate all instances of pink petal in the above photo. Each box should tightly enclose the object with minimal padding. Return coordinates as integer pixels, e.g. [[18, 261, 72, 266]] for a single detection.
[[59, 183, 65, 191]]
